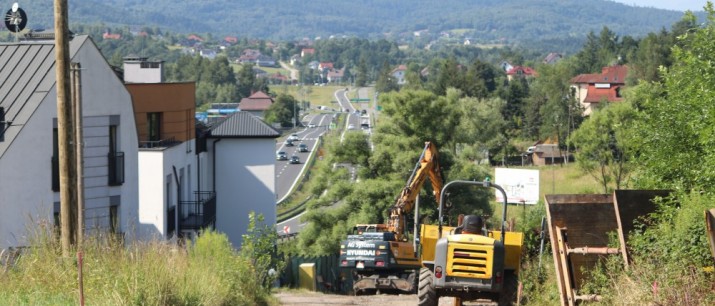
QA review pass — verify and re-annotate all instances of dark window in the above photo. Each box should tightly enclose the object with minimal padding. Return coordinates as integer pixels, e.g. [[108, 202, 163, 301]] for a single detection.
[[108, 125, 124, 186], [147, 112, 161, 142], [52, 128, 59, 191], [140, 62, 160, 69], [0, 106, 5, 142]]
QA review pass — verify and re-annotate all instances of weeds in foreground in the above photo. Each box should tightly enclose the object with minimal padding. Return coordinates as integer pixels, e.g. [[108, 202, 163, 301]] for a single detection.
[[0, 213, 281, 306]]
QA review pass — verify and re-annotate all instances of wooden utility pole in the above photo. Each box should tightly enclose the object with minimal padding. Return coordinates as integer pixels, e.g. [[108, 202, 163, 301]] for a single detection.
[[55, 0, 76, 256], [72, 62, 84, 248]]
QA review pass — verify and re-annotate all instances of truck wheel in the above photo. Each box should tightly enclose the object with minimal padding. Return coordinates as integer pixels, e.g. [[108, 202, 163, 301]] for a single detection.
[[498, 271, 518, 306], [418, 267, 438, 306], [407, 270, 417, 293]]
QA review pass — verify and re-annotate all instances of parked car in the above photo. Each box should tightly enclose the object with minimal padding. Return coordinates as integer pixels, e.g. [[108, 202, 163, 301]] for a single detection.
[[347, 124, 355, 130], [288, 134, 299, 141], [298, 143, 309, 152], [289, 155, 300, 164], [276, 151, 288, 160], [285, 139, 294, 146]]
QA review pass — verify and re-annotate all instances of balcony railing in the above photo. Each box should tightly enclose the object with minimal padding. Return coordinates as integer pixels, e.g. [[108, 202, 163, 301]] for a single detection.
[[108, 152, 124, 186], [179, 191, 216, 231], [140, 137, 181, 149]]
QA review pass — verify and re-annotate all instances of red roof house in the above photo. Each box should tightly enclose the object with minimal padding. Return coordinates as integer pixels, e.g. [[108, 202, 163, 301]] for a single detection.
[[506, 66, 536, 81], [571, 65, 628, 115], [103, 32, 121, 40], [301, 48, 315, 57], [239, 91, 274, 119], [318, 62, 334, 70]]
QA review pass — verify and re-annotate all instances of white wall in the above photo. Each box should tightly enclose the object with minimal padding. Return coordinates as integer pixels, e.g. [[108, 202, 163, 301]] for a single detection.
[[123, 62, 163, 83], [71, 39, 139, 241], [137, 141, 197, 241], [213, 138, 276, 248], [0, 38, 139, 249], [0, 86, 57, 248]]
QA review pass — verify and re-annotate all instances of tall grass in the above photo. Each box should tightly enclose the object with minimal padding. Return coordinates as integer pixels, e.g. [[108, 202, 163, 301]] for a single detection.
[[0, 219, 279, 305]]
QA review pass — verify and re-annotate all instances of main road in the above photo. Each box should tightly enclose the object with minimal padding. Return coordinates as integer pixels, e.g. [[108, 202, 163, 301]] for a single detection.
[[276, 88, 373, 235], [275, 113, 333, 201]]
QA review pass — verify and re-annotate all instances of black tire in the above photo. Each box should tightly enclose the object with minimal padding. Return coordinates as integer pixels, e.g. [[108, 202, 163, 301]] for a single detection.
[[418, 267, 438, 306], [407, 270, 417, 293], [498, 271, 519, 306]]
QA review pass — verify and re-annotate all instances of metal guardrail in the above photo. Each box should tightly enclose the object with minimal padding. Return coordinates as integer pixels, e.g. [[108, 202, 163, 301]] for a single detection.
[[276, 196, 311, 223]]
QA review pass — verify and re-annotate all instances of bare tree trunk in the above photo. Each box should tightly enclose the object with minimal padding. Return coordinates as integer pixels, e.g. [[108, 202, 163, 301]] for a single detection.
[[55, 0, 76, 256]]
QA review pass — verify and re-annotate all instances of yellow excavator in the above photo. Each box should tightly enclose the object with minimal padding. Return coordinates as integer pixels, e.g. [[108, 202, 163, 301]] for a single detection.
[[339, 141, 444, 294]]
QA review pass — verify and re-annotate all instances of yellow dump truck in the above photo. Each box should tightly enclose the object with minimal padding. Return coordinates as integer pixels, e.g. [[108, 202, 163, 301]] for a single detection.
[[418, 180, 524, 306]]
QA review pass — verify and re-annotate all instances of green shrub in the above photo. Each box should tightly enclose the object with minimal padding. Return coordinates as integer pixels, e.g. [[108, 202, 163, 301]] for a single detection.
[[0, 216, 280, 306]]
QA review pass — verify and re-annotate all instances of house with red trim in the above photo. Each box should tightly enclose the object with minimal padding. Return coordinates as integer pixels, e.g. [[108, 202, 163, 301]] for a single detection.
[[187, 34, 204, 42], [239, 91, 274, 119], [318, 62, 334, 70], [103, 31, 121, 40], [570, 65, 628, 116], [506, 66, 536, 81], [301, 48, 315, 57]]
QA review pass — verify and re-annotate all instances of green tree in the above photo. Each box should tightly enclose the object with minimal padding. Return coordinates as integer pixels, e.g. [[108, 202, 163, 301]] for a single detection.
[[570, 102, 636, 192], [355, 57, 368, 87], [264, 93, 297, 127], [375, 60, 398, 93], [237, 63, 257, 98], [631, 6, 715, 190]]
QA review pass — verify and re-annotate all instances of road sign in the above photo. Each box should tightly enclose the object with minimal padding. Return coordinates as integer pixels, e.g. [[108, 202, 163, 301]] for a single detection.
[[283, 225, 290, 234], [494, 168, 540, 204]]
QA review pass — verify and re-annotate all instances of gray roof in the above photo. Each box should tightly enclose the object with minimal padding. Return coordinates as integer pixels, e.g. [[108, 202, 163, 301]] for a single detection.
[[0, 35, 89, 158], [209, 111, 279, 138]]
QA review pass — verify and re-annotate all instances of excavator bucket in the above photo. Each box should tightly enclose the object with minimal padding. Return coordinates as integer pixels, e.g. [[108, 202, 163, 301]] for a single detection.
[[707, 209, 715, 263]]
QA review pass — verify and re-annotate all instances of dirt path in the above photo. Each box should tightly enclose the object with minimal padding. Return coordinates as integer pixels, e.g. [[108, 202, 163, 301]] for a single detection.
[[279, 61, 299, 81], [276, 291, 487, 306]]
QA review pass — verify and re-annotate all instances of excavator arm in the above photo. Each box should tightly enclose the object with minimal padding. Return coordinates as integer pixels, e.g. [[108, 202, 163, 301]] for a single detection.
[[387, 142, 444, 241]]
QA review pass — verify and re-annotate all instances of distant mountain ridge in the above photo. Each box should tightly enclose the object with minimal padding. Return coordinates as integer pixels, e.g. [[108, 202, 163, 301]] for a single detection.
[[3, 0, 698, 43]]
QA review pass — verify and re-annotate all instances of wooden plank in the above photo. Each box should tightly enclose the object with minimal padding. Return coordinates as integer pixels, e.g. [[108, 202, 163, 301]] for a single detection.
[[707, 209, 715, 263], [556, 227, 575, 306], [545, 196, 568, 306]]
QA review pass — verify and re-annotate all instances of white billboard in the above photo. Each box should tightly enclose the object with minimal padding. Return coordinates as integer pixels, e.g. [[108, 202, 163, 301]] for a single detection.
[[494, 168, 540, 204]]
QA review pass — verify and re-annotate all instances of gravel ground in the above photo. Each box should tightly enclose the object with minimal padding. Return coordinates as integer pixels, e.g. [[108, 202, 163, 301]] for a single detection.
[[276, 291, 497, 306]]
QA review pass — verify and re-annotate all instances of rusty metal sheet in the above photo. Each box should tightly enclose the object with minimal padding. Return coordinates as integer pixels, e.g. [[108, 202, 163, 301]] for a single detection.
[[545, 194, 616, 299], [707, 209, 715, 263], [545, 191, 676, 306], [613, 190, 671, 265]]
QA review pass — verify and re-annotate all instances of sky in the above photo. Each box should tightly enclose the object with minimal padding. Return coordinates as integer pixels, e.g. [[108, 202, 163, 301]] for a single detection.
[[612, 0, 708, 11]]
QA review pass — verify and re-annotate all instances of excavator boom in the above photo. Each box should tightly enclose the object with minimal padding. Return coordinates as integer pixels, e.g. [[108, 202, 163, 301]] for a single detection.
[[387, 142, 443, 240]]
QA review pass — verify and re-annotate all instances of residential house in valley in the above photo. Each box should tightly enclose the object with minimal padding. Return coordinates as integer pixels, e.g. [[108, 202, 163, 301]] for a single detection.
[[327, 68, 345, 84], [570, 65, 628, 115], [239, 91, 274, 119], [506, 65, 536, 81], [391, 65, 407, 85], [0, 35, 139, 249], [543, 52, 563, 64]]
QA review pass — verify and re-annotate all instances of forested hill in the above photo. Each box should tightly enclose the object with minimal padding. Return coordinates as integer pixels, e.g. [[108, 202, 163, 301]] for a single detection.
[[8, 0, 698, 43]]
